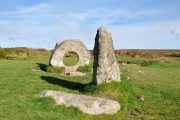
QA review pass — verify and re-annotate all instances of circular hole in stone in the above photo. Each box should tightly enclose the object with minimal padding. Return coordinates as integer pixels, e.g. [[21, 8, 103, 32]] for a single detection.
[[63, 51, 79, 66]]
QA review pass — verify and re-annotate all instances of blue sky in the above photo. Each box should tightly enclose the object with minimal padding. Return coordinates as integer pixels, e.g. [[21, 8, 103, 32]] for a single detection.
[[0, 0, 180, 49]]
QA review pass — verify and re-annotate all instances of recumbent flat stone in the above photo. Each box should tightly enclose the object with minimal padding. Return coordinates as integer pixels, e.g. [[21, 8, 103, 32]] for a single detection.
[[39, 90, 120, 115]]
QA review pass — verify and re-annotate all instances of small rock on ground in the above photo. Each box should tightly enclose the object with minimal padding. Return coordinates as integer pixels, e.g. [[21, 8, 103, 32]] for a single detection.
[[64, 71, 87, 76]]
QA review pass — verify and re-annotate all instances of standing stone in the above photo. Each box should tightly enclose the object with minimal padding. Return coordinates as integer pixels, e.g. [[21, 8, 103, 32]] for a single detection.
[[93, 28, 120, 84]]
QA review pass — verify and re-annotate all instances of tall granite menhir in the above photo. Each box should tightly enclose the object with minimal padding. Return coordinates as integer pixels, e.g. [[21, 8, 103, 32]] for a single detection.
[[93, 28, 120, 84]]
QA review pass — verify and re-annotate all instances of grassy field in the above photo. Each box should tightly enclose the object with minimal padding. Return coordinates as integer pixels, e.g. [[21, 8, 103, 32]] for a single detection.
[[0, 54, 179, 120]]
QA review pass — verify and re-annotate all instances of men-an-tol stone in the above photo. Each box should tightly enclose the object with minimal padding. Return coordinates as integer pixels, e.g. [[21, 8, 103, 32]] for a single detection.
[[93, 28, 120, 84], [49, 40, 90, 73]]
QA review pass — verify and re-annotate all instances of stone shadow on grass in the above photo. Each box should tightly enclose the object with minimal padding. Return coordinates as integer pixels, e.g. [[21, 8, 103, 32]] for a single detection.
[[41, 76, 91, 92], [37, 63, 48, 71]]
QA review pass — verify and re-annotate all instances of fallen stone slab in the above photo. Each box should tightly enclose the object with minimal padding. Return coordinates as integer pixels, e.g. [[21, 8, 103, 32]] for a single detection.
[[38, 90, 120, 115]]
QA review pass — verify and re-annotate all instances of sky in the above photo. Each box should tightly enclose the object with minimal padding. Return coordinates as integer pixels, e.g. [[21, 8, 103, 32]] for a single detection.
[[0, 0, 180, 50]]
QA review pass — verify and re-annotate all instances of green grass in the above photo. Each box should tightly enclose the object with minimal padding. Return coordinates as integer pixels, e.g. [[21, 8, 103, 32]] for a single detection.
[[63, 54, 79, 66], [0, 55, 179, 120], [46, 66, 65, 74], [77, 64, 93, 73]]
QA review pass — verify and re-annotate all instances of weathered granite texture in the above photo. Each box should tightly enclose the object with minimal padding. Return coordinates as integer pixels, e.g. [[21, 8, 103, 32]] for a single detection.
[[93, 28, 120, 84], [39, 90, 120, 115], [49, 40, 90, 72]]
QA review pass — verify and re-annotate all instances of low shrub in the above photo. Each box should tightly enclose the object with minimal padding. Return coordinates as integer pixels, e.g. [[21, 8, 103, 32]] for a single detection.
[[140, 60, 155, 67], [166, 52, 180, 57], [83, 83, 98, 94], [46, 66, 65, 73], [5, 55, 17, 60], [0, 48, 7, 59], [117, 58, 157, 67]]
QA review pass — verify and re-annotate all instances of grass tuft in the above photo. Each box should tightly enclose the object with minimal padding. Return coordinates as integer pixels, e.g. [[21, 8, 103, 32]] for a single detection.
[[77, 64, 92, 73], [46, 66, 65, 73]]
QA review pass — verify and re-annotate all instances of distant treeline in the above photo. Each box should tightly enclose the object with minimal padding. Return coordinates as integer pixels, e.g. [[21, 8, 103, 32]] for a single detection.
[[0, 47, 50, 59], [0, 47, 180, 59], [115, 49, 180, 58], [90, 49, 180, 58]]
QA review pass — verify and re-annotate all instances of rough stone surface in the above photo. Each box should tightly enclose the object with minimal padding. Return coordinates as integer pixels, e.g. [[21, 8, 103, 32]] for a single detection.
[[49, 40, 90, 72], [93, 28, 120, 84], [39, 90, 120, 115]]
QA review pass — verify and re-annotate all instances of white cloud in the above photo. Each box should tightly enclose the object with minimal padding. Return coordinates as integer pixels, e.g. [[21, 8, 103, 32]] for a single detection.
[[8, 35, 17, 40], [0, 3, 50, 15], [8, 35, 28, 40], [172, 29, 180, 35], [61, 7, 163, 25], [17, 3, 49, 14], [0, 2, 179, 49], [110, 20, 180, 49]]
